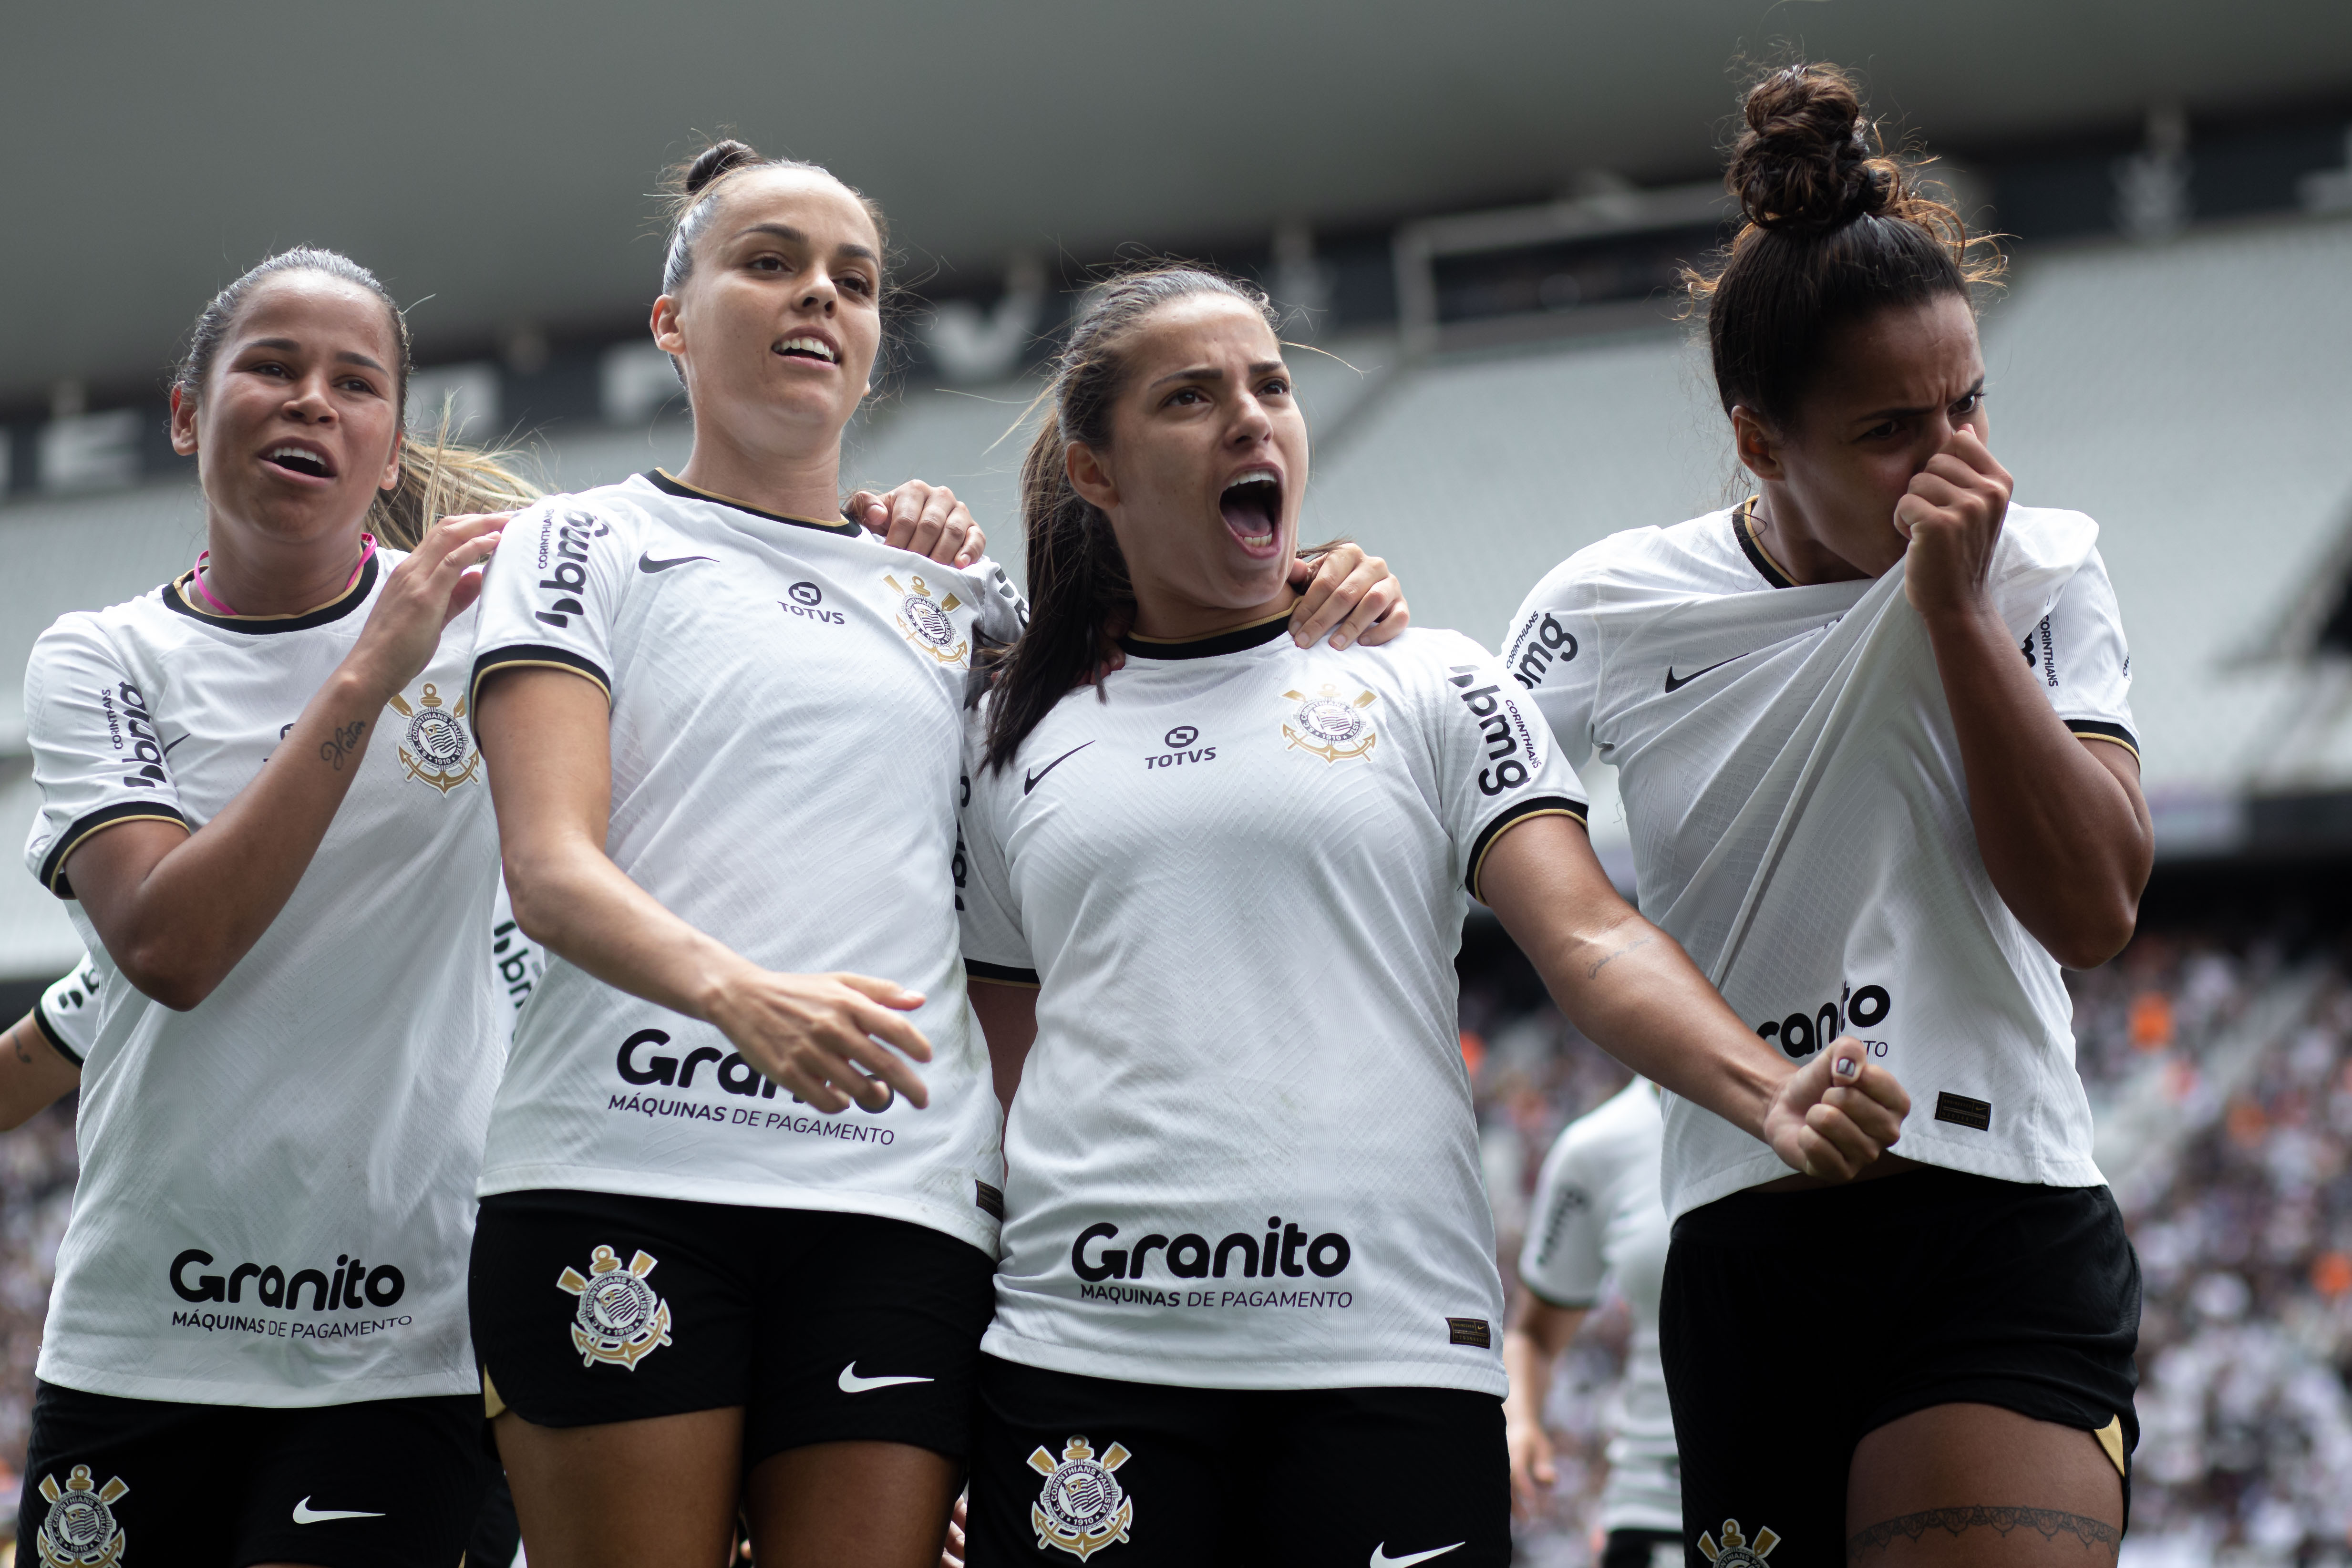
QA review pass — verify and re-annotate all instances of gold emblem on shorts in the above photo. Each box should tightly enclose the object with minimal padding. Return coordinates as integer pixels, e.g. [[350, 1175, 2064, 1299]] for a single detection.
[[1698, 1518, 1779, 1568], [557, 1245, 672, 1370], [1281, 685, 1379, 763], [34, 1465, 129, 1568], [1029, 1434, 1134, 1559], [885, 572, 969, 667], [388, 682, 480, 794]]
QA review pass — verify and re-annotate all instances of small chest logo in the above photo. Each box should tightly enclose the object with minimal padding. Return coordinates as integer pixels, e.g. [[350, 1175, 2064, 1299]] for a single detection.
[[885, 572, 969, 667], [1698, 1519, 1779, 1568], [388, 683, 480, 794], [557, 1245, 672, 1370], [35, 1465, 129, 1568], [1281, 685, 1379, 763], [1029, 1435, 1134, 1559]]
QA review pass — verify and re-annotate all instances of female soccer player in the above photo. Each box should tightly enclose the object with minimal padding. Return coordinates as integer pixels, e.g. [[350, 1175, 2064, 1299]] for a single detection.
[[17, 246, 533, 1566], [467, 143, 1403, 1568], [952, 265, 1908, 1568], [1502, 64, 2151, 1568], [1505, 1079, 1680, 1566]]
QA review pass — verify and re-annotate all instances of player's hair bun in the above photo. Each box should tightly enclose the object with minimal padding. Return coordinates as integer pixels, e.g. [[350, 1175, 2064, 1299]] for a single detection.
[[1726, 64, 1898, 234], [683, 139, 762, 196]]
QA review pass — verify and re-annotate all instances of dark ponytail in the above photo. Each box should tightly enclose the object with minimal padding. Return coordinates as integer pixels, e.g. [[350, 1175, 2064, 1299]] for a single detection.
[[982, 265, 1279, 772], [1687, 62, 2004, 427]]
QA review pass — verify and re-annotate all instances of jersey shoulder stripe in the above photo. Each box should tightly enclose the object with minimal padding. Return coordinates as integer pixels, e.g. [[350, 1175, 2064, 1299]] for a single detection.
[[30, 995, 83, 1067], [1466, 796, 1588, 901], [469, 644, 613, 715], [2068, 719, 2139, 760]]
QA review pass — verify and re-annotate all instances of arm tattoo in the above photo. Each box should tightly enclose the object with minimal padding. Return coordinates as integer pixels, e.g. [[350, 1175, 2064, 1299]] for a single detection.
[[320, 720, 367, 772], [9, 1021, 31, 1066], [1849, 1506, 2119, 1563], [1587, 933, 1655, 980]]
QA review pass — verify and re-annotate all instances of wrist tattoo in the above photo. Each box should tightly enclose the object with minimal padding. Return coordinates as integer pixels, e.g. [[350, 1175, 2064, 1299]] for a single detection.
[[10, 1023, 31, 1066], [1848, 1506, 2119, 1563], [320, 720, 367, 772]]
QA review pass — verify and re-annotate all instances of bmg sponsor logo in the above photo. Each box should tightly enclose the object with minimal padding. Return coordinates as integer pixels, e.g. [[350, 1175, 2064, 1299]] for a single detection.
[[100, 681, 168, 790], [1449, 666, 1539, 795], [1508, 612, 1577, 689], [1070, 1216, 1351, 1283], [535, 510, 610, 629]]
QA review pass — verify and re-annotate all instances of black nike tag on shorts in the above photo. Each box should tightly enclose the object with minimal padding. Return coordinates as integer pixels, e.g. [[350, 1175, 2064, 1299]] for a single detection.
[[1023, 742, 1093, 795], [639, 553, 716, 574]]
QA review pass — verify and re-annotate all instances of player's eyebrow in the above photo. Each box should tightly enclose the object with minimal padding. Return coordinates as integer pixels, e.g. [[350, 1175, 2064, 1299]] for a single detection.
[[244, 338, 387, 373], [1856, 377, 1985, 423], [730, 222, 879, 266], [1148, 360, 1285, 390]]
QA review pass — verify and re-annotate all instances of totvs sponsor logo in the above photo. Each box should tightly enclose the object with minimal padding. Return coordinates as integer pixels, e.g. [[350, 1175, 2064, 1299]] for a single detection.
[[1070, 1217, 1351, 1283], [1755, 981, 1892, 1061], [1145, 724, 1216, 770], [534, 511, 610, 628], [1508, 612, 1578, 689], [100, 681, 168, 789], [170, 1247, 404, 1310], [782, 581, 846, 625]]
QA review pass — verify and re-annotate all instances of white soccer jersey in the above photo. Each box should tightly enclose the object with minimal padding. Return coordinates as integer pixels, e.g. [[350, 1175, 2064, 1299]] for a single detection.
[[488, 881, 544, 1051], [33, 951, 108, 1067], [20, 554, 502, 1406], [959, 617, 1587, 1394], [1503, 503, 2136, 1215], [467, 470, 1025, 1253], [1520, 1082, 1678, 1535]]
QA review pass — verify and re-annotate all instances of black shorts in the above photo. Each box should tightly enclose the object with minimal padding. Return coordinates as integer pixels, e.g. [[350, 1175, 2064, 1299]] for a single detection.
[[18, 1381, 485, 1568], [470, 1188, 994, 1465], [1660, 1166, 2141, 1567], [1601, 1528, 1684, 1568], [966, 1354, 1508, 1567]]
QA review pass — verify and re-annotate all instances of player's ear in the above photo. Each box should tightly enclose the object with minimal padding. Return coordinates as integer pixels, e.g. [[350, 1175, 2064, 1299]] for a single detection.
[[1731, 406, 1784, 483], [379, 428, 403, 494], [650, 296, 687, 359], [1067, 441, 1117, 511], [169, 385, 200, 458]]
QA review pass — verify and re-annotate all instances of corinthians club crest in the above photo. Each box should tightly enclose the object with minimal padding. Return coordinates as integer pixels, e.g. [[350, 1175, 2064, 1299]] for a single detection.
[[1698, 1519, 1780, 1568], [1281, 685, 1380, 763], [388, 682, 480, 794], [557, 1245, 673, 1370], [35, 1465, 129, 1568], [884, 572, 969, 667], [1029, 1434, 1134, 1559]]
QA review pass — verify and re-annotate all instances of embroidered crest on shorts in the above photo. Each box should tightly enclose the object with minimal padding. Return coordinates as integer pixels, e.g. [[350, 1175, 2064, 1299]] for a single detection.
[[1028, 1434, 1134, 1559], [885, 573, 969, 667], [34, 1465, 129, 1568], [388, 682, 481, 794], [557, 1245, 672, 1369], [1697, 1518, 1779, 1568], [1281, 685, 1380, 763]]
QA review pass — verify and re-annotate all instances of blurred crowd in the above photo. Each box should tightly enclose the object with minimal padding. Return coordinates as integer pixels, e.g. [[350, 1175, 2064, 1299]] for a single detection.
[[1, 929, 2350, 1558], [1478, 927, 2352, 1567]]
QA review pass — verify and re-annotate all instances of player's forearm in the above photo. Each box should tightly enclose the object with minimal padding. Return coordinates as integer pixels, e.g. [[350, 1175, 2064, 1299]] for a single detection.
[[1923, 601, 2150, 967], [0, 1014, 81, 1130], [1501, 1328, 1554, 1430], [73, 664, 388, 1010], [501, 831, 756, 1026]]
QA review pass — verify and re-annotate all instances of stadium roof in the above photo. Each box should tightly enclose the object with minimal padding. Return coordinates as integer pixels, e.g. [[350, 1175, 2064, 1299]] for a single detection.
[[5, 0, 2348, 408]]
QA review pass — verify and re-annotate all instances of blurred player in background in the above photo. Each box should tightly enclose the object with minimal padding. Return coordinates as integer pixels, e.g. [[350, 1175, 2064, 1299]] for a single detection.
[[1505, 1078, 1679, 1568], [1505, 62, 2150, 1567]]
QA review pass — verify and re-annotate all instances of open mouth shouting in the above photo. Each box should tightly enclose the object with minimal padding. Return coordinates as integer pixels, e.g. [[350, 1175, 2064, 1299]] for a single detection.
[[776, 332, 841, 367], [260, 440, 338, 482], [1219, 466, 1284, 557]]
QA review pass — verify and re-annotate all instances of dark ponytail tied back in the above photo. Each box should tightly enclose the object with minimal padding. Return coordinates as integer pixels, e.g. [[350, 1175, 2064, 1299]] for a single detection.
[[982, 265, 1279, 773], [1689, 62, 2003, 428]]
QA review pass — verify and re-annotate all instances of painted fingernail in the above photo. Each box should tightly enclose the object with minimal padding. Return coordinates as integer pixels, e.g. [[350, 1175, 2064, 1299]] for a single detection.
[[1835, 1055, 1859, 1079]]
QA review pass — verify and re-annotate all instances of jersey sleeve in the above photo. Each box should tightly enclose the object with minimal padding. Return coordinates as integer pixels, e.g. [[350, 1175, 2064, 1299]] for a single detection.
[[1423, 636, 1589, 904], [31, 951, 106, 1068], [21, 613, 195, 898], [1519, 1124, 1608, 1309], [2022, 547, 2138, 762], [468, 499, 630, 716], [1500, 557, 1603, 772], [956, 712, 1037, 987], [963, 555, 1030, 645]]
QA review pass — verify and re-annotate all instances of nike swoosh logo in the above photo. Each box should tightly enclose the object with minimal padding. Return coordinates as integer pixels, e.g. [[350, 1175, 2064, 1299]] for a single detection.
[[162, 733, 190, 754], [638, 552, 716, 574], [838, 1362, 935, 1393], [1022, 741, 1093, 796], [1664, 656, 1741, 693], [1371, 1544, 1464, 1567], [293, 1496, 385, 1524]]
